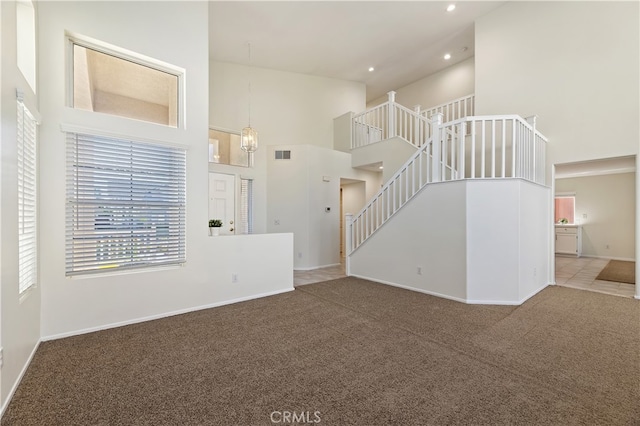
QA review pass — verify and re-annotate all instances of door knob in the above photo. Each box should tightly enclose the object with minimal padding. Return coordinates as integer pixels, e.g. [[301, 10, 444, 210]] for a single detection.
[[230, 228, 234, 232], [230, 220, 234, 224]]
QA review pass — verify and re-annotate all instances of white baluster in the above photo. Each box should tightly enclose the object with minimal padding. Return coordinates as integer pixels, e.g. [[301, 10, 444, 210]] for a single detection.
[[459, 121, 466, 179], [491, 119, 496, 178], [471, 119, 476, 178], [501, 119, 506, 178]]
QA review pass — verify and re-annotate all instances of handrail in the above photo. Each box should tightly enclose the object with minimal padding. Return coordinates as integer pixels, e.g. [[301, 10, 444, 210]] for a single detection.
[[348, 113, 548, 254], [352, 101, 389, 149], [422, 94, 475, 122], [352, 92, 430, 149]]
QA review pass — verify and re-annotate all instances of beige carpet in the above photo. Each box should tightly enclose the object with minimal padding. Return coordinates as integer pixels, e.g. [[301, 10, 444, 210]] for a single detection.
[[2, 278, 639, 425], [596, 260, 636, 284]]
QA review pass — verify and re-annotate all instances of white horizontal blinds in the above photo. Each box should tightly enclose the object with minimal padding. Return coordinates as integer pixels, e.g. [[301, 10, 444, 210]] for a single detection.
[[18, 98, 38, 293], [65, 132, 186, 275], [239, 178, 253, 234]]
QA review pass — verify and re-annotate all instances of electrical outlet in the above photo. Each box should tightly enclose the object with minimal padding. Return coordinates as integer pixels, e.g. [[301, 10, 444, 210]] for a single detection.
[[232, 274, 238, 283], [417, 266, 422, 275], [274, 219, 280, 225], [533, 267, 537, 277]]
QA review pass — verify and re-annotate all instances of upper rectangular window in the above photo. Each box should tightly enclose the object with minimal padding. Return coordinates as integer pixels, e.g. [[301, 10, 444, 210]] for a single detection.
[[208, 129, 250, 167], [69, 35, 182, 127], [65, 132, 187, 276], [16, 0, 36, 92]]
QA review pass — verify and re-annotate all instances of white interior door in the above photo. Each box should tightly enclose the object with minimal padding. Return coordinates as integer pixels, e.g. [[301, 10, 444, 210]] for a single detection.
[[209, 173, 235, 235]]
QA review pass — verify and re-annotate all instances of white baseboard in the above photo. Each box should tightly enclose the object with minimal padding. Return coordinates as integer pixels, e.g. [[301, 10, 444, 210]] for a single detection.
[[350, 275, 550, 306], [578, 255, 636, 262], [464, 283, 548, 305], [41, 287, 295, 342], [294, 263, 341, 272], [349, 274, 468, 304], [1, 340, 40, 420]]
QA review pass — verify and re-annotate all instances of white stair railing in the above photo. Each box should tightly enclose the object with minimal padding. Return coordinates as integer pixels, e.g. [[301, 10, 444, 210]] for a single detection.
[[422, 94, 475, 123], [348, 113, 547, 254], [352, 91, 430, 149]]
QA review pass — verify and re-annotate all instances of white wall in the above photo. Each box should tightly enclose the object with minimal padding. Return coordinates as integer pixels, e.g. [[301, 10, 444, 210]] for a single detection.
[[36, 2, 293, 341], [44, 233, 295, 340], [518, 181, 551, 301], [367, 57, 475, 110], [210, 61, 366, 234], [341, 181, 366, 217], [555, 173, 636, 260], [0, 0, 41, 413], [466, 181, 520, 302], [333, 111, 352, 153], [351, 137, 417, 184], [475, 1, 639, 166], [466, 180, 550, 303], [475, 0, 639, 290], [350, 179, 550, 304], [267, 145, 380, 270], [350, 180, 469, 301]]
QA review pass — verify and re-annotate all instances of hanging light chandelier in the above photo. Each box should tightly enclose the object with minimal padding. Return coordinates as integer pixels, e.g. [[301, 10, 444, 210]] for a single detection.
[[241, 42, 258, 153]]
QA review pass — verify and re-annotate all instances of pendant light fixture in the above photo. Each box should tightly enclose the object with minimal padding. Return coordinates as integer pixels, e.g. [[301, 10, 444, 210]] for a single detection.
[[241, 42, 258, 153]]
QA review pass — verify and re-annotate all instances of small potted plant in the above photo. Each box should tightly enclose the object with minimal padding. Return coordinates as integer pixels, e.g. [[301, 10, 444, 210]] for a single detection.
[[209, 219, 223, 236]]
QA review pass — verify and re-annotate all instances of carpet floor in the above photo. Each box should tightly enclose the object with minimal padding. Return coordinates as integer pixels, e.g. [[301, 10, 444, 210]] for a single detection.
[[2, 278, 639, 425], [596, 260, 636, 284]]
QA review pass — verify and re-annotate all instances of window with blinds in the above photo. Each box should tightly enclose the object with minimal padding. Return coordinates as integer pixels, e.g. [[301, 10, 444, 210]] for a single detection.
[[65, 132, 186, 276], [18, 97, 38, 294], [239, 178, 253, 234]]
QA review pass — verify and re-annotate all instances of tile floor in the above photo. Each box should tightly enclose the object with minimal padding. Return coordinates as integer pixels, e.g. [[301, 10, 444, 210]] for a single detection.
[[294, 262, 346, 286], [295, 256, 637, 299], [555, 255, 636, 298]]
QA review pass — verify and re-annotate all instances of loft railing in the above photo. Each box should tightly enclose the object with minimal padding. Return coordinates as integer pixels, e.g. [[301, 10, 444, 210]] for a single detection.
[[351, 93, 477, 149], [352, 92, 430, 149], [346, 113, 547, 256], [422, 94, 475, 123]]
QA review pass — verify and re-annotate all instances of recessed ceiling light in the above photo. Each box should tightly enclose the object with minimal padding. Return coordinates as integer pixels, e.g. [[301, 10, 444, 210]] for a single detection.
[[368, 67, 375, 72], [444, 53, 451, 60], [446, 4, 456, 12], [378, 166, 384, 170]]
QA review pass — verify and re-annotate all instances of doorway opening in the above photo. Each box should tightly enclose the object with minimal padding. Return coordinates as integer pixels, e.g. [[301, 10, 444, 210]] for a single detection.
[[553, 155, 636, 298], [340, 178, 367, 259]]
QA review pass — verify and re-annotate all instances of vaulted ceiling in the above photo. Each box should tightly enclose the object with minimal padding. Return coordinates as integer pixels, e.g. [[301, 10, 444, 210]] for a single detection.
[[209, 1, 505, 102]]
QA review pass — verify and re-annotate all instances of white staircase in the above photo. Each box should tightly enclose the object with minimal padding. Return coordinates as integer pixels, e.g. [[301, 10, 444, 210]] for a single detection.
[[347, 103, 547, 254], [344, 94, 550, 305]]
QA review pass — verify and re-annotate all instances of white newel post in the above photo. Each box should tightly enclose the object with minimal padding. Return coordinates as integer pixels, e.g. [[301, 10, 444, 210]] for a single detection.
[[526, 115, 537, 182], [387, 91, 396, 139], [414, 105, 421, 144], [345, 213, 353, 276], [431, 113, 443, 182]]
